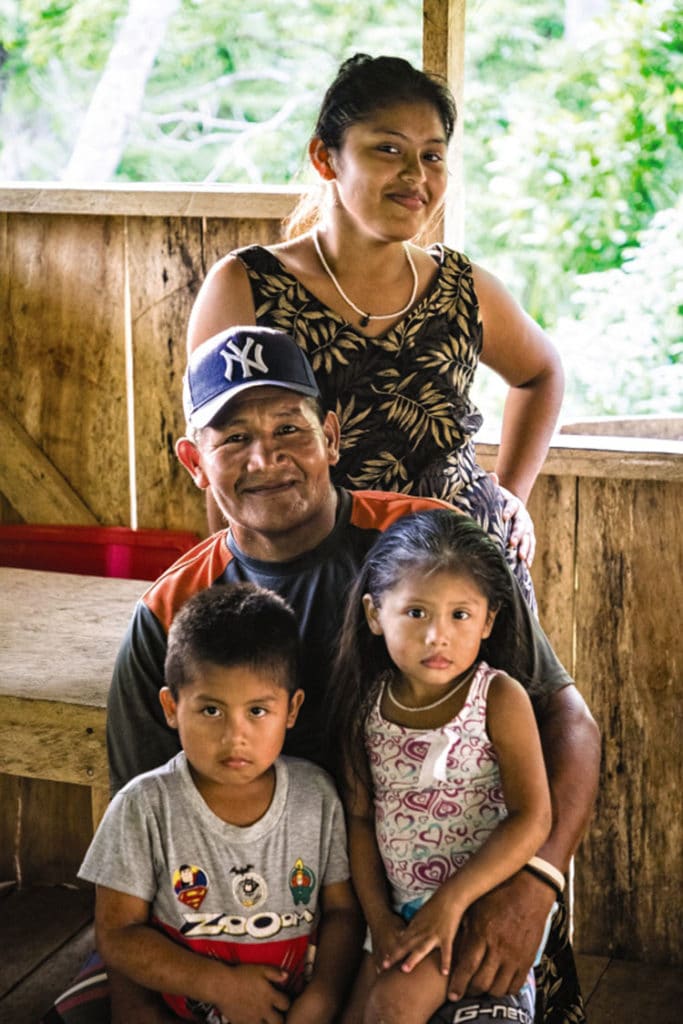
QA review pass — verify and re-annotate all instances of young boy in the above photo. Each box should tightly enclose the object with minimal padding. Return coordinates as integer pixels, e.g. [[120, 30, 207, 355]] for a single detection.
[[79, 584, 362, 1024]]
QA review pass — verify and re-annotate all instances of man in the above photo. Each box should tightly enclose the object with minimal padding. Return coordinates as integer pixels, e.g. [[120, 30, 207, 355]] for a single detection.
[[60, 327, 598, 1023]]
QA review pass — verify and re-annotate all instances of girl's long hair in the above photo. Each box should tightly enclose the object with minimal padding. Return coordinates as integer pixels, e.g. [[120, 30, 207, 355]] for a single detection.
[[328, 510, 532, 798]]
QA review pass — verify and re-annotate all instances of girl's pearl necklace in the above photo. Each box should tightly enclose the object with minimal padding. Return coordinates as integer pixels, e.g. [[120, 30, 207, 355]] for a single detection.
[[386, 665, 476, 713], [312, 230, 418, 329]]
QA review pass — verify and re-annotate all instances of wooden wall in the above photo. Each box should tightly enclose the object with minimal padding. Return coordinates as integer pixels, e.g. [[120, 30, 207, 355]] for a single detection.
[[0, 190, 296, 534], [1, 189, 682, 968], [480, 442, 682, 967]]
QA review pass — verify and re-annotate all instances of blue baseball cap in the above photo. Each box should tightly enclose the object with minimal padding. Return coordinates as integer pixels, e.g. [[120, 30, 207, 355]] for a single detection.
[[183, 326, 321, 429]]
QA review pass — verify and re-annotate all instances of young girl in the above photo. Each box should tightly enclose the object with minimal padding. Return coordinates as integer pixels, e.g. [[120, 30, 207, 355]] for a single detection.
[[331, 509, 553, 1024]]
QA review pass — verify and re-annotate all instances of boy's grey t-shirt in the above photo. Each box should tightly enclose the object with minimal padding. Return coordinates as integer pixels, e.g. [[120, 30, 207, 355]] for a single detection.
[[80, 752, 349, 1017]]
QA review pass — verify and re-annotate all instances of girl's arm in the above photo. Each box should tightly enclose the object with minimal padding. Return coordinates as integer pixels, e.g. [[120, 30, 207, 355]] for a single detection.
[[96, 886, 291, 1024], [287, 879, 364, 1024], [344, 767, 406, 966], [382, 672, 552, 980], [186, 254, 258, 354]]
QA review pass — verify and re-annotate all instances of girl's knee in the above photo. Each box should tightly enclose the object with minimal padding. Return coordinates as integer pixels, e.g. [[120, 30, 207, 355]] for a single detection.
[[364, 970, 436, 1024]]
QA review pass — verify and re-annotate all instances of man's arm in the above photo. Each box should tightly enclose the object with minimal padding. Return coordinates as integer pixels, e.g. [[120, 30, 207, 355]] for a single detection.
[[448, 683, 600, 998], [106, 603, 181, 793]]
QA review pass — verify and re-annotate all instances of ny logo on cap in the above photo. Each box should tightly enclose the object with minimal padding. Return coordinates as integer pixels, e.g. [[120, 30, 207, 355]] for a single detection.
[[220, 336, 269, 380]]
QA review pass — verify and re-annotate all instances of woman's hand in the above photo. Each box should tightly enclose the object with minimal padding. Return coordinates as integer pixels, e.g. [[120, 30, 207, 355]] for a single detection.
[[490, 473, 536, 567]]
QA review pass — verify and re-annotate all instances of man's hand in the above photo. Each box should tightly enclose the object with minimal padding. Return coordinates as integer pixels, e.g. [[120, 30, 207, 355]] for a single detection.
[[446, 872, 555, 1002]]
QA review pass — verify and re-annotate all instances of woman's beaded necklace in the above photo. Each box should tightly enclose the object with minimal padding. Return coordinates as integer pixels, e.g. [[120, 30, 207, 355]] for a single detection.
[[386, 664, 477, 713], [312, 230, 418, 328]]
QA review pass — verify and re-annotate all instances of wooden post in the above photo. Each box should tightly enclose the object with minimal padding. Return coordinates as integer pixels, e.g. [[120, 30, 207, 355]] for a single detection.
[[422, 0, 466, 248]]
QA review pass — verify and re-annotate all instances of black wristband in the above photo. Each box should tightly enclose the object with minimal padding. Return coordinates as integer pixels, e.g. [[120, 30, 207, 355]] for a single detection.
[[522, 863, 563, 898]]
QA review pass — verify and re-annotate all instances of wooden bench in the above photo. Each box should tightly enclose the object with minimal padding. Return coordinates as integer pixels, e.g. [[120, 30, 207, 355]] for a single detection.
[[0, 567, 148, 881], [0, 568, 149, 1019]]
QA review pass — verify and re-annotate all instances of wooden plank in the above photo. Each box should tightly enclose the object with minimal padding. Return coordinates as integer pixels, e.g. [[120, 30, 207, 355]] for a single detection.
[[580, 957, 683, 1023], [573, 478, 683, 963], [0, 182, 300, 218], [0, 920, 95, 1022], [126, 214, 208, 534], [527, 474, 577, 674], [0, 696, 106, 787], [0, 568, 143, 881], [127, 212, 290, 535], [0, 776, 20, 878], [422, 0, 466, 248], [560, 415, 683, 441], [15, 778, 95, 885], [575, 953, 610, 1004], [0, 212, 130, 524], [0, 568, 144, 706], [476, 438, 683, 481], [202, 213, 290, 270], [0, 404, 98, 524], [0, 884, 93, 994], [0, 920, 95, 1021]]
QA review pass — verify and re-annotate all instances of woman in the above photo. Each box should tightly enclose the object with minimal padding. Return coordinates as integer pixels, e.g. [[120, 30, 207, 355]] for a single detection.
[[187, 53, 564, 609]]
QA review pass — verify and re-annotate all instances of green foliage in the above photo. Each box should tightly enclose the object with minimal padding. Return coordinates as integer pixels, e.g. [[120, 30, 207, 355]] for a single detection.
[[0, 0, 127, 176], [464, 0, 682, 323], [462, 0, 682, 424], [556, 201, 683, 418]]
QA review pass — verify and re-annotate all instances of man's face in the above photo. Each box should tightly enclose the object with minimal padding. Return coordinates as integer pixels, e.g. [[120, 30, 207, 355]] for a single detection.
[[177, 387, 340, 559]]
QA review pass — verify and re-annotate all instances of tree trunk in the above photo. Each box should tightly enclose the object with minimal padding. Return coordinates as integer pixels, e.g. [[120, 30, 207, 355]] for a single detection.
[[61, 0, 180, 182]]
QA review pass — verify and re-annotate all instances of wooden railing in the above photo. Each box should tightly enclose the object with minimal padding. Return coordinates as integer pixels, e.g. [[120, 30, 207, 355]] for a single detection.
[[1, 187, 681, 969]]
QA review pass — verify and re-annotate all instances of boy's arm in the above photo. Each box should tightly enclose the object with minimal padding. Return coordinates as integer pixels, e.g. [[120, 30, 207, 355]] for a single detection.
[[450, 682, 600, 998], [288, 880, 364, 1024], [96, 886, 291, 1024], [382, 673, 552, 984]]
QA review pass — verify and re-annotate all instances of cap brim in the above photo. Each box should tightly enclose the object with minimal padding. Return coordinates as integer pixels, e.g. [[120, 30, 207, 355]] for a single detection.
[[188, 379, 320, 430]]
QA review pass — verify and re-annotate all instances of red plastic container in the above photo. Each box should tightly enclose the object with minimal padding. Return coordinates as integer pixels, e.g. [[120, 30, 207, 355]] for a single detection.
[[0, 524, 200, 580]]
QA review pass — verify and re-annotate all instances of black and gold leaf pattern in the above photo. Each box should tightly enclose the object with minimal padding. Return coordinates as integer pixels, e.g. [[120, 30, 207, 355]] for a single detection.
[[347, 451, 411, 492]]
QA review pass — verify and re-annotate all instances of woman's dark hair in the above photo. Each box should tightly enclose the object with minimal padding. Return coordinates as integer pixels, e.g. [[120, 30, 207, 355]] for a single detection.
[[314, 53, 457, 150], [328, 510, 531, 795], [165, 583, 301, 698]]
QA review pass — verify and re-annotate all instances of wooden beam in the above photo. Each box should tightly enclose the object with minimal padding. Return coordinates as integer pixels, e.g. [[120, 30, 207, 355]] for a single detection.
[[422, 0, 466, 247], [0, 404, 98, 524], [476, 436, 683, 482], [0, 696, 107, 789], [0, 183, 300, 219]]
